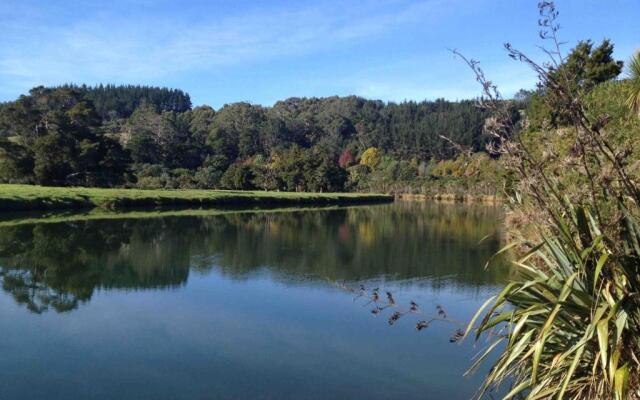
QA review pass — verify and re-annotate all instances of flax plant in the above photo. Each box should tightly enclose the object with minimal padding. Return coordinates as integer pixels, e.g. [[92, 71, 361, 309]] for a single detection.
[[457, 2, 640, 398], [627, 51, 640, 116]]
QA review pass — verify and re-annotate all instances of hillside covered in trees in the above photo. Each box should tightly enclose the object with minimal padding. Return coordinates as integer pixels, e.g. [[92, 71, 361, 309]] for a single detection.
[[0, 84, 510, 193], [0, 38, 630, 195], [68, 84, 193, 120]]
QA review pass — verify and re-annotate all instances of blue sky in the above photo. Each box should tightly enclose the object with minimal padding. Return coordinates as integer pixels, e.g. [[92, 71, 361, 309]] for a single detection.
[[0, 0, 638, 108]]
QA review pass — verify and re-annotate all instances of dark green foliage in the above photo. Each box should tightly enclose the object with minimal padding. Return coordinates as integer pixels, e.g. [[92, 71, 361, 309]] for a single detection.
[[193, 166, 222, 189], [524, 91, 552, 130], [33, 132, 77, 185], [0, 87, 131, 186], [554, 39, 623, 91], [0, 138, 34, 183], [381, 99, 492, 158], [208, 102, 266, 165], [303, 146, 347, 192], [187, 106, 216, 147], [528, 39, 623, 129], [81, 136, 131, 187], [267, 145, 308, 191], [220, 163, 256, 190], [268, 96, 493, 160], [1, 85, 516, 192], [59, 84, 192, 120], [124, 104, 173, 165], [123, 94, 505, 192]]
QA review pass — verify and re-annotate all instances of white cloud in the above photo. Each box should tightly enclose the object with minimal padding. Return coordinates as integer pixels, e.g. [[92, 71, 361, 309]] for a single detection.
[[0, 0, 449, 96], [309, 51, 539, 103], [355, 81, 482, 102]]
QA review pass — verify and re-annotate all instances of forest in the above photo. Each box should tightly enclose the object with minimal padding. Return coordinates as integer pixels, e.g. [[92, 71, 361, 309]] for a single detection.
[[0, 83, 510, 193], [0, 38, 628, 196]]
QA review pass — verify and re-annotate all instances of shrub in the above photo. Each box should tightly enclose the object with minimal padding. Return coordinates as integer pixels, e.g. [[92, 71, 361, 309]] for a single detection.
[[359, 147, 381, 168]]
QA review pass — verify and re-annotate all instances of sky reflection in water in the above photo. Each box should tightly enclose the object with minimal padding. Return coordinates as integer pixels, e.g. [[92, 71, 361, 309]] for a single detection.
[[0, 202, 510, 399]]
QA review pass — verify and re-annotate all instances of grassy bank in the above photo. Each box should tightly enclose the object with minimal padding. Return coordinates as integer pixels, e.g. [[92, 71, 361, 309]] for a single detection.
[[395, 193, 503, 204], [0, 184, 393, 212]]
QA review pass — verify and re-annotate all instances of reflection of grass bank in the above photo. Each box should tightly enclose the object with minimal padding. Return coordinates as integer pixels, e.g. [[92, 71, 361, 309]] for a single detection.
[[395, 193, 502, 204], [0, 205, 368, 227], [0, 184, 392, 212]]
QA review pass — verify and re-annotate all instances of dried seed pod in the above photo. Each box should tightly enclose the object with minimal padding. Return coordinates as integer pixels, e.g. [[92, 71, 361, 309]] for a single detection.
[[388, 311, 402, 326], [450, 329, 465, 343], [386, 291, 395, 305]]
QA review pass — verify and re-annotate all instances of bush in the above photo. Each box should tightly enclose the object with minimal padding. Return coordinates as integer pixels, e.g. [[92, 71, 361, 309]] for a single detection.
[[193, 166, 222, 189], [462, 4, 640, 398], [220, 163, 256, 190]]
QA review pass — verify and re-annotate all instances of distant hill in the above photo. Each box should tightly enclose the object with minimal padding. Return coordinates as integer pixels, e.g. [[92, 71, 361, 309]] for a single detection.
[[0, 84, 514, 192]]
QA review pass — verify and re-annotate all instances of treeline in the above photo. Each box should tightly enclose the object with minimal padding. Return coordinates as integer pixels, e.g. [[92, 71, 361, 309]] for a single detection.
[[519, 39, 624, 130], [0, 38, 628, 194], [0, 84, 511, 192], [60, 84, 192, 120]]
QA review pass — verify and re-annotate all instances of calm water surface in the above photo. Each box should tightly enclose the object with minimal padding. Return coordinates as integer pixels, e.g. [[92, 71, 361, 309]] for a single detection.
[[0, 202, 510, 399]]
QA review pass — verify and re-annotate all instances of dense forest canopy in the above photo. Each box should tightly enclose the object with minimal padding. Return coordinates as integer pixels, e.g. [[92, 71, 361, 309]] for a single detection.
[[59, 84, 192, 120], [0, 84, 505, 191]]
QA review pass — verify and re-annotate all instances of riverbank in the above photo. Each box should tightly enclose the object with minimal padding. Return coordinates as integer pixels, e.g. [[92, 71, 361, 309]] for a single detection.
[[0, 184, 393, 212], [394, 193, 502, 204]]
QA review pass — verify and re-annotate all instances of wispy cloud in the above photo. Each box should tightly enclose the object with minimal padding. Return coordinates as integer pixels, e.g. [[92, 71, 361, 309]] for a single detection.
[[304, 52, 539, 103], [0, 0, 448, 97], [3, 0, 630, 105]]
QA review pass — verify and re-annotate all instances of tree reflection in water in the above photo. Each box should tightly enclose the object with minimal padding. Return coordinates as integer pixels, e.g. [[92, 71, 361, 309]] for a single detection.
[[0, 202, 510, 313]]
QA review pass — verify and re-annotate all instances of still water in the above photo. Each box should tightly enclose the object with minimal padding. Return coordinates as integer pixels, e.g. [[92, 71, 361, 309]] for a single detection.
[[0, 202, 510, 399]]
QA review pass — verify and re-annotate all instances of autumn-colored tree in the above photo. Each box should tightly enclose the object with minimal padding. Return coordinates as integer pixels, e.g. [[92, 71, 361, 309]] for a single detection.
[[338, 149, 355, 168], [359, 147, 381, 168]]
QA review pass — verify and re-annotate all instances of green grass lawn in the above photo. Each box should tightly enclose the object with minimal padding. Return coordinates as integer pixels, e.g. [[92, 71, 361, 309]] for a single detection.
[[0, 184, 392, 212]]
